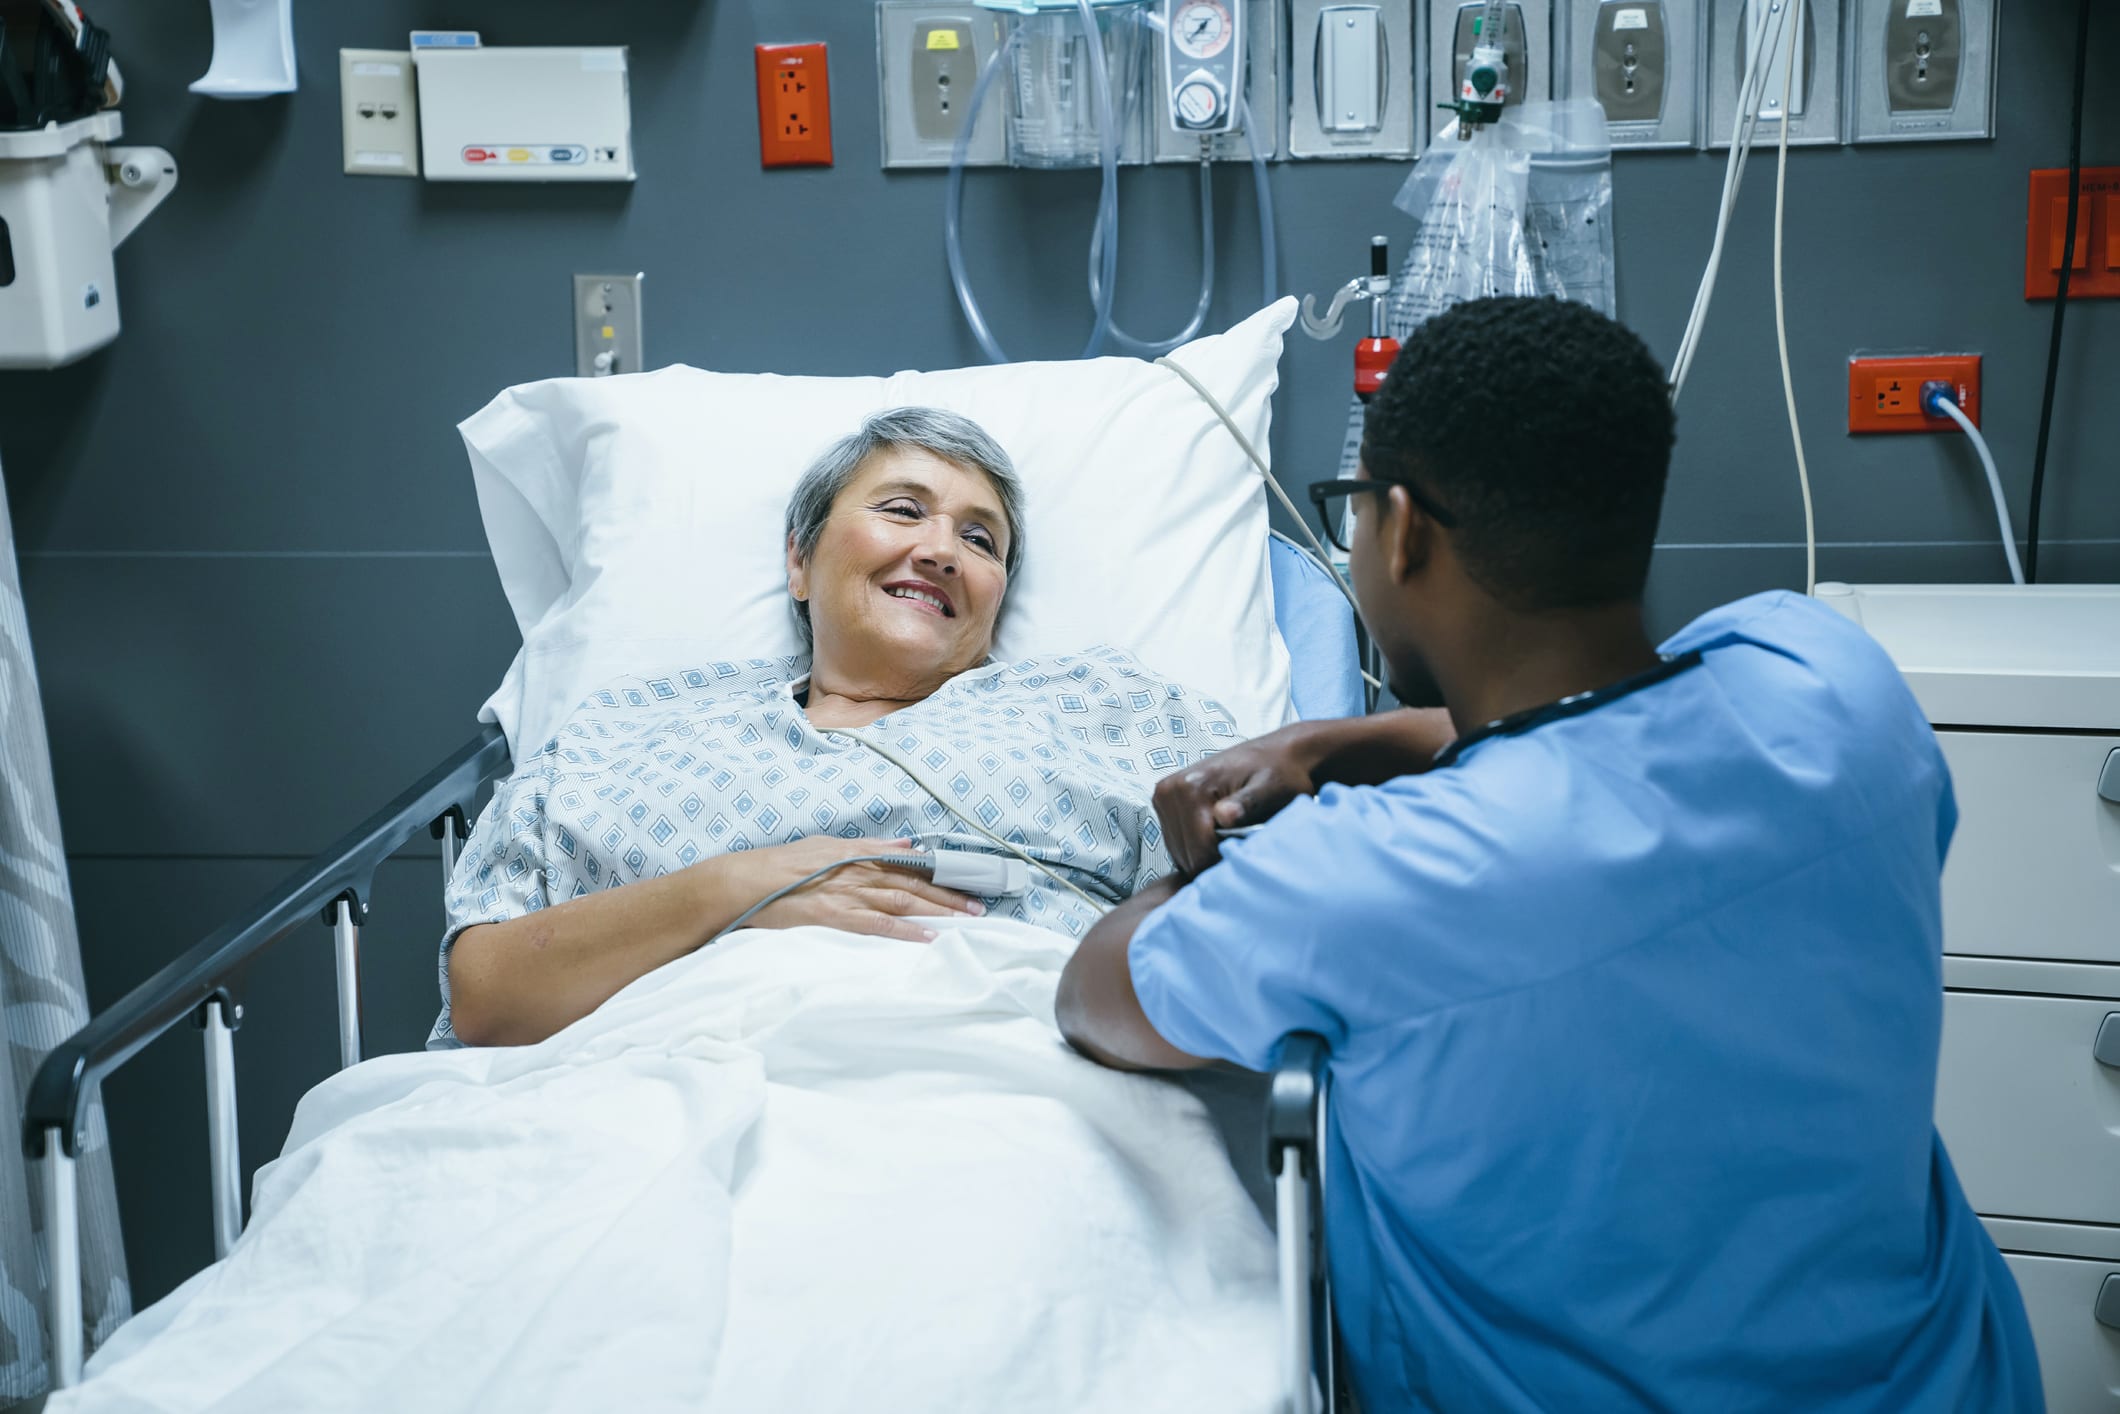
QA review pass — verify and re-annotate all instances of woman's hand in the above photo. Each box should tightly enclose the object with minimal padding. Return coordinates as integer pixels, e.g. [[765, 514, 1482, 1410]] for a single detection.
[[732, 837, 985, 942]]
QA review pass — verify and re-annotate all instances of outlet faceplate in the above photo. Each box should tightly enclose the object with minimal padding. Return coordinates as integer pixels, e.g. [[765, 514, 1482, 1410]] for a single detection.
[[1705, 0, 1840, 149], [1848, 0, 1995, 143], [756, 42, 834, 168], [1846, 353, 1979, 434], [340, 49, 420, 177], [1290, 0, 1417, 159], [1564, 0, 1697, 149], [575, 273, 644, 378], [878, 3, 1008, 168], [2024, 168, 2120, 301]]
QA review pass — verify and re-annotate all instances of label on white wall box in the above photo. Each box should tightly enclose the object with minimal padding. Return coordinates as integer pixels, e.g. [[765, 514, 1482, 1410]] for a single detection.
[[1613, 9, 1649, 29], [1904, 0, 1941, 14]]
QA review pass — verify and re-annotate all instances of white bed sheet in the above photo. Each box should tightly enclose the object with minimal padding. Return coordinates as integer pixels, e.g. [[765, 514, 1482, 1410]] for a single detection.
[[55, 919, 1280, 1413]]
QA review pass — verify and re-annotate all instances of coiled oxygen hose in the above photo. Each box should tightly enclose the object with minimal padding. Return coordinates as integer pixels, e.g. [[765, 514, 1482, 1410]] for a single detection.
[[945, 0, 1278, 363]]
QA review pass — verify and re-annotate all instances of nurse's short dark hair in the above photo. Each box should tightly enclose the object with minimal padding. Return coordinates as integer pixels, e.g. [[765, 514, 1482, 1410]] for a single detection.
[[1360, 296, 1674, 612]]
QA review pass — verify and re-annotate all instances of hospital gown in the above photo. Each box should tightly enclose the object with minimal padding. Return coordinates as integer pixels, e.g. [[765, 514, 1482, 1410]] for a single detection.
[[431, 645, 1239, 1046]]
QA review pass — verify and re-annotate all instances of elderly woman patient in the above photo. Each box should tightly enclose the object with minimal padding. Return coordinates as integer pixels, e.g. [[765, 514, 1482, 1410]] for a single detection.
[[53, 408, 1277, 1414], [440, 405, 1237, 1048]]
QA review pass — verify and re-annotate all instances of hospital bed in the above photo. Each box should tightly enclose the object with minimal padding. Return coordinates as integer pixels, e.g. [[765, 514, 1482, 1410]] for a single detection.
[[22, 531, 1363, 1414]]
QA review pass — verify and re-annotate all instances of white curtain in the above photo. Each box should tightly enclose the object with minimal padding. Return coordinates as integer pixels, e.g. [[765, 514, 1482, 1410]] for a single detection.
[[0, 456, 130, 1399]]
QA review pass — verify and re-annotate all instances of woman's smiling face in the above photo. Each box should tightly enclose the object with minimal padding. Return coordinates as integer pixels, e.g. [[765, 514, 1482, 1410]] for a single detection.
[[786, 447, 1014, 691]]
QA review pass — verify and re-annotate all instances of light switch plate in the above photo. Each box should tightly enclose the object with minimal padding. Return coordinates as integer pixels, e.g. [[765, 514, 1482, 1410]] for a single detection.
[[1289, 0, 1417, 160], [1427, 0, 1554, 146], [1562, 0, 1698, 148], [878, 2, 1009, 168], [1705, 0, 1841, 148], [1847, 0, 1995, 143], [340, 49, 420, 177], [574, 273, 644, 378]]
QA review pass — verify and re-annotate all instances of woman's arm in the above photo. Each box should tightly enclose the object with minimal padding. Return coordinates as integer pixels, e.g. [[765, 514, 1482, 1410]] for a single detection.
[[447, 838, 983, 1047]]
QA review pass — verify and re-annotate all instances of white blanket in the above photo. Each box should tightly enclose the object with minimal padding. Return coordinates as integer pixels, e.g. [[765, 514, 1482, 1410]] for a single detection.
[[56, 920, 1282, 1413]]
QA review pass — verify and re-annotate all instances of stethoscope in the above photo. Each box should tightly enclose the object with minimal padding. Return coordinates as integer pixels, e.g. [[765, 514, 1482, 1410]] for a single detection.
[[1428, 650, 1706, 771]]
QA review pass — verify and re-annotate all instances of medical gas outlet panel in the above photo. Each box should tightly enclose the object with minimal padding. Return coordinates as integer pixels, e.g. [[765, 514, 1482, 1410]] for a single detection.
[[877, 0, 1282, 168], [873, 0, 1994, 164]]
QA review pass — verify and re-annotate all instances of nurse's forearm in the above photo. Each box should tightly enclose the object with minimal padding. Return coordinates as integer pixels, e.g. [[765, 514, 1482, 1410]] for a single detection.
[[446, 854, 763, 1048], [1305, 706, 1457, 787], [1056, 879, 1209, 1073]]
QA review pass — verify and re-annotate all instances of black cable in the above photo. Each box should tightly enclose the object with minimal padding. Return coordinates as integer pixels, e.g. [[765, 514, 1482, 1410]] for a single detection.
[[2024, 0, 2092, 584]]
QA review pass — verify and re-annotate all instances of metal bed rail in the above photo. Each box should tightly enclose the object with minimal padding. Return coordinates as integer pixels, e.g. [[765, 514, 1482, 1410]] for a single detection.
[[22, 725, 1347, 1405], [1270, 1031, 1345, 1414], [21, 725, 510, 1387]]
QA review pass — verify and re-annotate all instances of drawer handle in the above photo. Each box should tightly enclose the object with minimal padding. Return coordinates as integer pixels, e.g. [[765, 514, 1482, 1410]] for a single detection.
[[2099, 1274, 2120, 1333], [2102, 748, 2120, 805], [2100, 1014, 2120, 1070]]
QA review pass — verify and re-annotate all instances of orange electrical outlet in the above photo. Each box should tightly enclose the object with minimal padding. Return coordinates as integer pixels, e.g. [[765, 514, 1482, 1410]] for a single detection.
[[756, 42, 832, 168], [1846, 354, 1981, 435], [2024, 166, 2120, 300]]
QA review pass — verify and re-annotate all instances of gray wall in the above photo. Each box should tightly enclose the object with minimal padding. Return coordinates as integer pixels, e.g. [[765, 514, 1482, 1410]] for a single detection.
[[0, 1, 2111, 1306]]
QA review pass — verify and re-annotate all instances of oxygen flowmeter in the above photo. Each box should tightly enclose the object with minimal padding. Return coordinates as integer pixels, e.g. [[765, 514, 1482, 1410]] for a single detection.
[[1164, 0, 1242, 134], [1440, 0, 1509, 134]]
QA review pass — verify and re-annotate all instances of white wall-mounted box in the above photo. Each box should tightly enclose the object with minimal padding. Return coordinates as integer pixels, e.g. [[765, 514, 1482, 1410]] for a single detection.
[[413, 46, 636, 182]]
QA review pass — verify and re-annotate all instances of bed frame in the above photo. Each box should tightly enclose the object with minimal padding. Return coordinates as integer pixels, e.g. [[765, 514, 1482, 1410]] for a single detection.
[[25, 536, 1362, 1411]]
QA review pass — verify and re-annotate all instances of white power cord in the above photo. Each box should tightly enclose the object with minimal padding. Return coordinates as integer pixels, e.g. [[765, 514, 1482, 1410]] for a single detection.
[[1926, 390, 2026, 586], [1155, 353, 1387, 692], [1769, 0, 1816, 594], [1670, 0, 1791, 399], [819, 728, 1116, 912]]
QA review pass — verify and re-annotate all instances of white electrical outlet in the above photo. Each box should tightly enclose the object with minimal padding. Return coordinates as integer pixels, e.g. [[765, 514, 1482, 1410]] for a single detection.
[[340, 49, 420, 177]]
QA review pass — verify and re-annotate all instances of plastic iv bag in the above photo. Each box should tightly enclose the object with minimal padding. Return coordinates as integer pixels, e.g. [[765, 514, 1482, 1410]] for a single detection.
[[1336, 99, 1614, 479]]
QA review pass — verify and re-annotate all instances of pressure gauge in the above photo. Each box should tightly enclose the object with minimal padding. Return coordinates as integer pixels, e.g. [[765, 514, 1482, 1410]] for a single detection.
[[1172, 0, 1233, 58], [1162, 0, 1241, 135]]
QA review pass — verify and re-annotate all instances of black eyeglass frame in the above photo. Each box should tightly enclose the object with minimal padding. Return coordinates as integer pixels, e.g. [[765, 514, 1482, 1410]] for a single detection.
[[1306, 477, 1459, 553]]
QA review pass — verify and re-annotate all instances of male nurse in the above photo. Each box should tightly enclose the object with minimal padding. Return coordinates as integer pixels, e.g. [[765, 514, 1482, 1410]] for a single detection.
[[1057, 295, 2042, 1412]]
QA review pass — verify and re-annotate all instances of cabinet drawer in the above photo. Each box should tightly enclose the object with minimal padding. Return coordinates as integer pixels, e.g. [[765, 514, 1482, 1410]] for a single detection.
[[1936, 991, 2120, 1224], [1998, 1251, 2120, 1412], [1937, 731, 2120, 965]]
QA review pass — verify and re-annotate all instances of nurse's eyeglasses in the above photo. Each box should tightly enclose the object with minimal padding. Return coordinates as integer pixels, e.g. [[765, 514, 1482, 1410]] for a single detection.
[[1306, 477, 1459, 554]]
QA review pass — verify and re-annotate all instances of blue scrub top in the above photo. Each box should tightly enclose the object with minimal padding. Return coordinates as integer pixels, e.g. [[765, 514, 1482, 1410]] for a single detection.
[[1130, 592, 2042, 1413]]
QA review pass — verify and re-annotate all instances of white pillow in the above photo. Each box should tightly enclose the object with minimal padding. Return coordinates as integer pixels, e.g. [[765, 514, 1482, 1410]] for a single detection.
[[461, 300, 1300, 756]]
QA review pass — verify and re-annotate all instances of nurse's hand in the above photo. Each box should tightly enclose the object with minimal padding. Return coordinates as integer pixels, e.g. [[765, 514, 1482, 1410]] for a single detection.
[[1155, 726, 1327, 878], [1156, 708, 1459, 877], [738, 838, 984, 942]]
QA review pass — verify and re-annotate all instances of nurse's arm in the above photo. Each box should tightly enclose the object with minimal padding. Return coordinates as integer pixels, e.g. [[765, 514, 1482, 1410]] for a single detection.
[[1056, 878, 1212, 1072]]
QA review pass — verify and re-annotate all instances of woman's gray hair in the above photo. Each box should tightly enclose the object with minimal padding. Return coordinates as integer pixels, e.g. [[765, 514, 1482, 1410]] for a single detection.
[[784, 407, 1026, 644]]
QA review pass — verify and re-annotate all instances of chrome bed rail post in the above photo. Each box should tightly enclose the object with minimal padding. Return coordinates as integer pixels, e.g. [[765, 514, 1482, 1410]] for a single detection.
[[1276, 1146, 1316, 1414], [332, 899, 362, 1070], [42, 1128, 80, 1388], [1269, 1031, 1336, 1414], [202, 996, 243, 1258], [439, 811, 460, 895]]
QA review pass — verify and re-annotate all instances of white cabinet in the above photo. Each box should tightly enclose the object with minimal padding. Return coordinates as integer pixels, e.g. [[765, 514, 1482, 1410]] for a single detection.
[[1937, 731, 2120, 964], [1822, 583, 2120, 1413], [1937, 988, 2120, 1225]]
